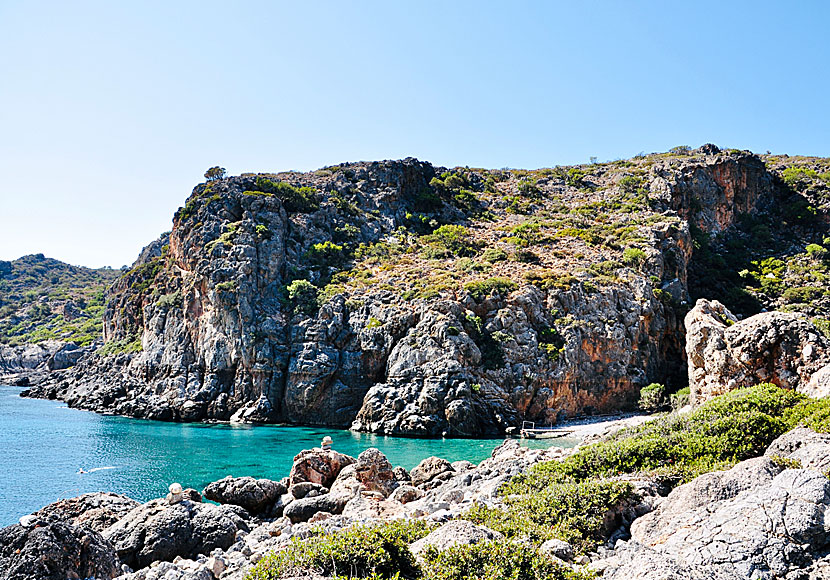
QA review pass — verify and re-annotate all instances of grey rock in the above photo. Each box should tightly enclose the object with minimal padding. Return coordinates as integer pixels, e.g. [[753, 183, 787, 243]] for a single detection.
[[283, 493, 351, 524], [409, 520, 503, 557], [410, 456, 455, 489], [203, 476, 286, 513], [389, 485, 423, 504], [540, 538, 574, 561], [289, 482, 328, 500], [0, 520, 119, 580], [31, 491, 140, 532]]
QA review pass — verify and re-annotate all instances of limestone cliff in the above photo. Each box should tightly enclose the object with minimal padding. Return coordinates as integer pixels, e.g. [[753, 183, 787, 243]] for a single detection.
[[25, 146, 830, 435]]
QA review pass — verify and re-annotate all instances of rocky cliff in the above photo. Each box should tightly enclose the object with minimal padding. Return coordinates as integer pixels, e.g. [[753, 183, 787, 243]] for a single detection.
[[23, 146, 830, 435]]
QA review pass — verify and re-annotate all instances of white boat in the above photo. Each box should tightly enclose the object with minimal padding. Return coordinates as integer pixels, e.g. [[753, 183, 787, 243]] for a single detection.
[[518, 420, 573, 439]]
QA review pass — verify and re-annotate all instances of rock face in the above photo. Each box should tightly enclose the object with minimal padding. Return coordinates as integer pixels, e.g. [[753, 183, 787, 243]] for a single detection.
[[32, 491, 140, 532], [685, 299, 830, 403], [102, 498, 250, 569], [0, 521, 119, 580], [0, 340, 89, 385], [23, 149, 806, 436], [203, 476, 286, 514], [599, 429, 830, 579]]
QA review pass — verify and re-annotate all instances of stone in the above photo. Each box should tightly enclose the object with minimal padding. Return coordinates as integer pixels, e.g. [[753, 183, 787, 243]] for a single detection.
[[31, 491, 140, 532], [288, 448, 356, 488], [0, 520, 119, 580], [203, 476, 286, 514], [685, 299, 830, 404], [389, 485, 423, 504], [352, 448, 398, 497], [289, 481, 328, 499], [540, 538, 574, 561], [102, 498, 250, 569], [410, 456, 455, 489], [282, 493, 351, 524], [409, 520, 503, 557]]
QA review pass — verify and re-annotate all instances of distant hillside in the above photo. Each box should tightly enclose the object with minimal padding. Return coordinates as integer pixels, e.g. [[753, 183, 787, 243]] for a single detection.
[[0, 254, 121, 346]]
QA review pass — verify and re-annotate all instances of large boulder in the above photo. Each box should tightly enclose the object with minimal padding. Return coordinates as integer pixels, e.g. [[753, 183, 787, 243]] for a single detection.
[[31, 491, 140, 532], [102, 498, 250, 569], [282, 493, 351, 523], [329, 447, 398, 498], [600, 428, 830, 579], [203, 476, 286, 513], [409, 520, 503, 557], [685, 299, 830, 404], [0, 521, 119, 580], [288, 448, 356, 488], [410, 456, 455, 489]]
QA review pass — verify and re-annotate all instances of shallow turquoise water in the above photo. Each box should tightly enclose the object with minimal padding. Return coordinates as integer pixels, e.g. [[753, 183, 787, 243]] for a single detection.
[[0, 385, 576, 526]]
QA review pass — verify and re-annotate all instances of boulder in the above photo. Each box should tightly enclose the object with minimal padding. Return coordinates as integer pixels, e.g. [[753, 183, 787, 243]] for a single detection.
[[288, 448, 356, 488], [540, 538, 574, 562], [409, 520, 503, 557], [102, 498, 250, 569], [289, 481, 328, 499], [602, 431, 830, 579], [685, 299, 830, 403], [352, 448, 398, 497], [283, 493, 351, 524], [389, 485, 423, 504], [0, 521, 119, 580], [764, 426, 830, 472], [410, 456, 455, 489], [203, 476, 286, 513], [31, 491, 140, 532]]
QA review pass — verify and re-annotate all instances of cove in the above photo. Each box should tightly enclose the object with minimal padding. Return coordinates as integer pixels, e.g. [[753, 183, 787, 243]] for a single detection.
[[0, 385, 576, 526]]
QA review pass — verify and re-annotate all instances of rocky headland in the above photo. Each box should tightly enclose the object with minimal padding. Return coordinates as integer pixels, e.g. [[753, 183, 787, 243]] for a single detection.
[[16, 146, 830, 437]]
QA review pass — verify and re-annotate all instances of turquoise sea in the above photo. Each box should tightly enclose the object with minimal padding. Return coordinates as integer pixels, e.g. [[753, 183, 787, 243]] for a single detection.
[[0, 385, 575, 526]]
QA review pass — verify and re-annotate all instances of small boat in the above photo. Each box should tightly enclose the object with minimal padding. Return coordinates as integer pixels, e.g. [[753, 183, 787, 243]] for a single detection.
[[519, 421, 573, 439]]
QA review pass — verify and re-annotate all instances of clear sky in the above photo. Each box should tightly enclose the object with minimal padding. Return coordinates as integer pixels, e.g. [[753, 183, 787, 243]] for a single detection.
[[1, 1, 828, 268]]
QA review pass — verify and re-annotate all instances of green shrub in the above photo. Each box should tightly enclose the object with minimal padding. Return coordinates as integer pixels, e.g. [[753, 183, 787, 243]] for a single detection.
[[99, 335, 143, 357], [782, 286, 824, 304], [670, 386, 690, 410], [246, 520, 434, 580], [466, 479, 633, 552], [421, 539, 593, 580], [286, 279, 319, 314], [248, 177, 320, 213], [511, 384, 828, 486], [215, 280, 238, 293], [464, 277, 517, 300], [306, 241, 345, 267], [517, 178, 541, 197], [639, 383, 665, 411], [622, 247, 646, 268], [155, 291, 182, 309], [422, 225, 476, 259], [481, 248, 508, 263], [806, 244, 827, 260]]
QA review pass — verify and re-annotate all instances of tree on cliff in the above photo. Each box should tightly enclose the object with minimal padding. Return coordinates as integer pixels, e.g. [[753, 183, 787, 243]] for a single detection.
[[204, 166, 226, 182]]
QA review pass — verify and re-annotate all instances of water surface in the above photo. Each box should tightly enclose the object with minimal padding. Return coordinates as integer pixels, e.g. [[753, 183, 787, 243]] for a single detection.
[[0, 385, 574, 525]]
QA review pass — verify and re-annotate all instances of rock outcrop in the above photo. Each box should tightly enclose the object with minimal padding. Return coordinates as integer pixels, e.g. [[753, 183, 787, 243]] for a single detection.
[[22, 148, 815, 436], [597, 428, 830, 579], [102, 498, 250, 570], [0, 520, 119, 580], [0, 340, 90, 385], [32, 491, 140, 532], [685, 299, 830, 403], [202, 476, 286, 514]]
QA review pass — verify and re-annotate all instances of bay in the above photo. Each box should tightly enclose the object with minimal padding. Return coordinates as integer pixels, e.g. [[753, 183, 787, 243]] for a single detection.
[[0, 385, 576, 526]]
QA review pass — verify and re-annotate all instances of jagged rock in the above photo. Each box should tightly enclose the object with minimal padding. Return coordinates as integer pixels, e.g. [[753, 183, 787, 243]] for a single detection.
[[393, 466, 411, 482], [203, 476, 286, 513], [409, 520, 503, 557], [282, 493, 351, 524], [31, 491, 140, 532], [351, 448, 398, 497], [764, 426, 830, 472], [288, 448, 355, 488], [540, 538, 575, 561], [102, 498, 250, 569], [601, 429, 830, 579], [0, 521, 119, 580], [389, 485, 423, 504], [685, 299, 830, 403], [289, 481, 328, 499], [410, 456, 455, 489]]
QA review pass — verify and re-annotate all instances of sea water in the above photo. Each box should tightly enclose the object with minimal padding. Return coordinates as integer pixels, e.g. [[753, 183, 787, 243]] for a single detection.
[[0, 385, 576, 525]]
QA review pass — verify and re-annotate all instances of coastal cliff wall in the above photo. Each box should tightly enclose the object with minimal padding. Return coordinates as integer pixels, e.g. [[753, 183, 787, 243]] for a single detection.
[[27, 146, 825, 435]]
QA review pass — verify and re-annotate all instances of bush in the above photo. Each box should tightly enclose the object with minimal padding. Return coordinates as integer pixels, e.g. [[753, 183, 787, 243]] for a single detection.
[[422, 225, 476, 259], [464, 277, 517, 300], [421, 539, 592, 580], [204, 166, 226, 181], [306, 241, 345, 267], [286, 279, 319, 314], [246, 520, 434, 580], [806, 243, 827, 261], [481, 248, 508, 263], [670, 386, 690, 410], [512, 384, 828, 486], [782, 286, 824, 304], [638, 383, 665, 411], [622, 247, 646, 268], [248, 177, 320, 213]]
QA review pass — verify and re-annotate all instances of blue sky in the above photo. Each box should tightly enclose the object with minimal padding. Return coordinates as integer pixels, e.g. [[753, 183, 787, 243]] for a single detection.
[[1, 1, 828, 268]]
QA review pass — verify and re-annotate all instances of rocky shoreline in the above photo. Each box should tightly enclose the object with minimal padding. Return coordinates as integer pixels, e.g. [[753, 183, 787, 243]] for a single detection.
[[5, 407, 830, 580]]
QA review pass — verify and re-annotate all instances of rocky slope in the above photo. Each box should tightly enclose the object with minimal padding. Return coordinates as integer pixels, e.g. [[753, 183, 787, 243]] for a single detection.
[[22, 146, 830, 435]]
